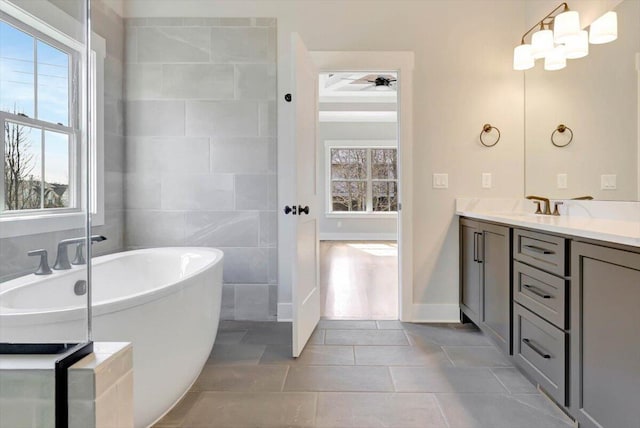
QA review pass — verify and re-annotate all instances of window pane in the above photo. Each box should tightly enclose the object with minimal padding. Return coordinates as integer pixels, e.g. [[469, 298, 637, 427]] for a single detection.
[[4, 121, 41, 210], [37, 40, 69, 126], [44, 131, 69, 208], [373, 181, 398, 212], [0, 21, 35, 118], [331, 148, 367, 179], [371, 148, 397, 179], [331, 181, 366, 212]]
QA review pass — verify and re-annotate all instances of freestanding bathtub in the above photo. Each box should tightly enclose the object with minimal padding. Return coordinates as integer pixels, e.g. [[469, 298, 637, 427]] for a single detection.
[[0, 247, 224, 428]]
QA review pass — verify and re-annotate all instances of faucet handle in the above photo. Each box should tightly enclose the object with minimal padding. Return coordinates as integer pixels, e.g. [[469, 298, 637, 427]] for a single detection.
[[530, 200, 542, 214], [28, 249, 52, 275], [552, 201, 564, 216]]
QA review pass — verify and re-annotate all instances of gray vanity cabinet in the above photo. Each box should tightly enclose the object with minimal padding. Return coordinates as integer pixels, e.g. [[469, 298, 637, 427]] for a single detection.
[[570, 242, 640, 428], [460, 219, 511, 354]]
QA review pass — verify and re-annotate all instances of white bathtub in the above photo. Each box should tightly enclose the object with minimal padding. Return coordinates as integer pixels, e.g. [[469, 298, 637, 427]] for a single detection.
[[0, 247, 224, 428]]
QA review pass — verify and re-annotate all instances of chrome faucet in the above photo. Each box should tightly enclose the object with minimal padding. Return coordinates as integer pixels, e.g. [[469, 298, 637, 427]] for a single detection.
[[53, 235, 107, 270]]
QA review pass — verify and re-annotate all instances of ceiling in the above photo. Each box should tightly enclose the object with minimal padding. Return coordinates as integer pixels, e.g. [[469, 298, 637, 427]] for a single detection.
[[319, 72, 398, 104]]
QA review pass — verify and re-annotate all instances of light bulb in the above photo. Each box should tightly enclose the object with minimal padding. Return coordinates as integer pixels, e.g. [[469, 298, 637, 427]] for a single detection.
[[589, 11, 617, 44], [513, 44, 534, 70], [544, 45, 567, 71], [531, 28, 554, 59], [554, 10, 581, 44]]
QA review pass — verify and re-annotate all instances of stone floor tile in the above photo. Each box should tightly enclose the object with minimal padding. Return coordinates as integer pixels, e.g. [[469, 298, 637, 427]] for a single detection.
[[491, 368, 538, 394], [443, 346, 513, 368], [318, 320, 378, 330], [390, 367, 507, 393], [325, 329, 409, 346], [315, 392, 448, 428], [376, 320, 404, 330], [283, 366, 394, 392], [207, 343, 266, 366], [260, 345, 354, 366], [214, 330, 247, 345], [355, 345, 451, 367], [192, 365, 288, 392]]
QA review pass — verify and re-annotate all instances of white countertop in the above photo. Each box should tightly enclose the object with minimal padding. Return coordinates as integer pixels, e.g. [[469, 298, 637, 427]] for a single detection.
[[456, 198, 640, 248]]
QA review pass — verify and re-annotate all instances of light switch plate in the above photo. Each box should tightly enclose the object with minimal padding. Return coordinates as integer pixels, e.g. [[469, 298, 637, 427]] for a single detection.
[[601, 174, 617, 190], [482, 173, 492, 189], [433, 173, 449, 189], [557, 173, 568, 189]]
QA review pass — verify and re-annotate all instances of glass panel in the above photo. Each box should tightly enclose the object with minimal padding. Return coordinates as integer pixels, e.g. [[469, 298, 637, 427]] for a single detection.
[[4, 121, 42, 210], [44, 130, 70, 208], [331, 148, 367, 180], [372, 181, 398, 212], [37, 40, 69, 125], [332, 180, 366, 211], [371, 148, 397, 179], [0, 20, 35, 118]]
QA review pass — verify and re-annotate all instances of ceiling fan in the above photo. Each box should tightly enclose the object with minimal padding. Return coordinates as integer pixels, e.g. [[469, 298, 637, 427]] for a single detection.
[[337, 74, 398, 91]]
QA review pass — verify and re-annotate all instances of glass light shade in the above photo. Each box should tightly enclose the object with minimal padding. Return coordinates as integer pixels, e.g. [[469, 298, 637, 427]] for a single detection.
[[554, 10, 581, 43], [544, 45, 567, 71], [531, 29, 554, 59], [565, 30, 589, 59], [589, 11, 617, 44], [513, 44, 534, 70]]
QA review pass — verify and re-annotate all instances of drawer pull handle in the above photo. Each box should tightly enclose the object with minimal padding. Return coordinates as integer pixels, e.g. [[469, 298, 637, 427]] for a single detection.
[[523, 338, 551, 359], [523, 284, 552, 299], [523, 244, 554, 255]]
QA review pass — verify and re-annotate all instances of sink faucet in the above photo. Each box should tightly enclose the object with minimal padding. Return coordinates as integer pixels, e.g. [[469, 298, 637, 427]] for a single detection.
[[526, 195, 551, 215], [53, 235, 107, 270], [28, 249, 52, 275]]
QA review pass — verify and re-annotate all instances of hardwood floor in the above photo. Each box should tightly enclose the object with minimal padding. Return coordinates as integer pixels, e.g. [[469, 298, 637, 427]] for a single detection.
[[319, 241, 398, 320]]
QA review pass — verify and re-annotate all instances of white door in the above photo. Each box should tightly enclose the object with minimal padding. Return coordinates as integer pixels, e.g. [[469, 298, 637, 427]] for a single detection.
[[290, 33, 320, 357]]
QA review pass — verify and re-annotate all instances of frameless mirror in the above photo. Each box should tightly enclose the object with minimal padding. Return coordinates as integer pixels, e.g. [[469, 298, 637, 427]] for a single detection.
[[524, 0, 640, 201]]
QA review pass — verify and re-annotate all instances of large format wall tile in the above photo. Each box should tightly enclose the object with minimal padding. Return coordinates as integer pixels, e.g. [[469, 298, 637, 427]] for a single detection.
[[124, 17, 277, 321]]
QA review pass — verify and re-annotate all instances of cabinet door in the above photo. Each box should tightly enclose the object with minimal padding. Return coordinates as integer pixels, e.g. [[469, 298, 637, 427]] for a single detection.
[[460, 219, 481, 324], [481, 223, 511, 354], [571, 242, 640, 428]]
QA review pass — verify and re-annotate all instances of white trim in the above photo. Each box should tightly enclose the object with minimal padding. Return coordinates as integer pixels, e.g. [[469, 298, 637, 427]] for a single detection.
[[0, 1, 106, 237], [320, 233, 397, 241], [325, 212, 397, 219], [310, 51, 415, 322], [277, 303, 292, 322], [411, 304, 460, 323]]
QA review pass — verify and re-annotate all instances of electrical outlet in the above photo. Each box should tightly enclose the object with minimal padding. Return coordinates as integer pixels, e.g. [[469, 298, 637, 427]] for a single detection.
[[601, 174, 617, 190], [433, 173, 449, 189], [557, 173, 568, 189], [482, 173, 492, 189]]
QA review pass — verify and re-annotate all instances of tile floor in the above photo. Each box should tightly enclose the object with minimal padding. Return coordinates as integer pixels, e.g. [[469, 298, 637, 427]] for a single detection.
[[154, 320, 574, 428]]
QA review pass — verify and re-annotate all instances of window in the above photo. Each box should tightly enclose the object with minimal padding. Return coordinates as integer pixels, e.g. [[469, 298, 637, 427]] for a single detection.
[[0, 1, 105, 238], [327, 143, 398, 215], [1, 15, 78, 214]]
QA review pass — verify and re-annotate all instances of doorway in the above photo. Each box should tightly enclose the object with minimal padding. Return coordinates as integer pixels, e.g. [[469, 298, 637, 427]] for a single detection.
[[317, 71, 400, 320]]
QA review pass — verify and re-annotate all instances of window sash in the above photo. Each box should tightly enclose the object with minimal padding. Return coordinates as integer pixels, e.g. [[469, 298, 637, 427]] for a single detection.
[[328, 147, 398, 214], [0, 13, 81, 217]]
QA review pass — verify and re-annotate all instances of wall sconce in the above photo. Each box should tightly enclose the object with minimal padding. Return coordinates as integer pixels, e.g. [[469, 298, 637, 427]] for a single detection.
[[513, 3, 617, 71]]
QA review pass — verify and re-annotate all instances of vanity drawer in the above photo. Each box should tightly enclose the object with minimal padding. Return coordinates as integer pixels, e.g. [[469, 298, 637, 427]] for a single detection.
[[514, 229, 568, 276], [514, 304, 567, 405], [514, 261, 568, 329]]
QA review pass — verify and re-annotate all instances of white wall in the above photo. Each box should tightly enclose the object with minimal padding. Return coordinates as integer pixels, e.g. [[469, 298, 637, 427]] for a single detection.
[[318, 120, 398, 240], [123, 0, 526, 321]]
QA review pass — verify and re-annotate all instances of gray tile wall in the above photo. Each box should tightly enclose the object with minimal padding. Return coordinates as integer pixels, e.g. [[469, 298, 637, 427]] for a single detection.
[[124, 18, 278, 321], [0, 0, 125, 281]]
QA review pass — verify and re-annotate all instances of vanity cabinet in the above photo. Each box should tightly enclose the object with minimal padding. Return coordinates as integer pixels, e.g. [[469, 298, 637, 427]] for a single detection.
[[570, 242, 640, 428], [459, 219, 511, 354]]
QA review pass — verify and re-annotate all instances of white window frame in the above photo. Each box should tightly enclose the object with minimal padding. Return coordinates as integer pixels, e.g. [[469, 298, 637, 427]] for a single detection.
[[0, 1, 105, 238], [325, 139, 398, 219]]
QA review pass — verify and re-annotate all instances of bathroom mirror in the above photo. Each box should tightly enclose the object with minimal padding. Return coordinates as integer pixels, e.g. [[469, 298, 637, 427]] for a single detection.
[[524, 0, 640, 201]]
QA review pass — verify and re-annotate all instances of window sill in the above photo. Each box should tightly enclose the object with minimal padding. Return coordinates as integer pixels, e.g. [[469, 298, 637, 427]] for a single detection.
[[0, 211, 104, 239], [325, 212, 398, 220]]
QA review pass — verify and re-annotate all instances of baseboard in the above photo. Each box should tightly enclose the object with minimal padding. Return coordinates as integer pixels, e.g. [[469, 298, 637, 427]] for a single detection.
[[319, 233, 397, 241], [277, 303, 292, 322], [410, 304, 460, 323]]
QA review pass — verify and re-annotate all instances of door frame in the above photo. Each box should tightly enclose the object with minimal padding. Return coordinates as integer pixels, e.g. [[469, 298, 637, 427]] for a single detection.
[[307, 51, 415, 322]]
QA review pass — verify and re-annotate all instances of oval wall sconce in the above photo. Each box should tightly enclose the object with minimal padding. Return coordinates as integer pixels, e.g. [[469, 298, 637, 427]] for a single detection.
[[480, 123, 501, 147], [551, 124, 573, 147]]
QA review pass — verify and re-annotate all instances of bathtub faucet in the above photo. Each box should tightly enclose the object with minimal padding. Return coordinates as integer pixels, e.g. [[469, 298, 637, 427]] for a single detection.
[[53, 235, 107, 270]]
